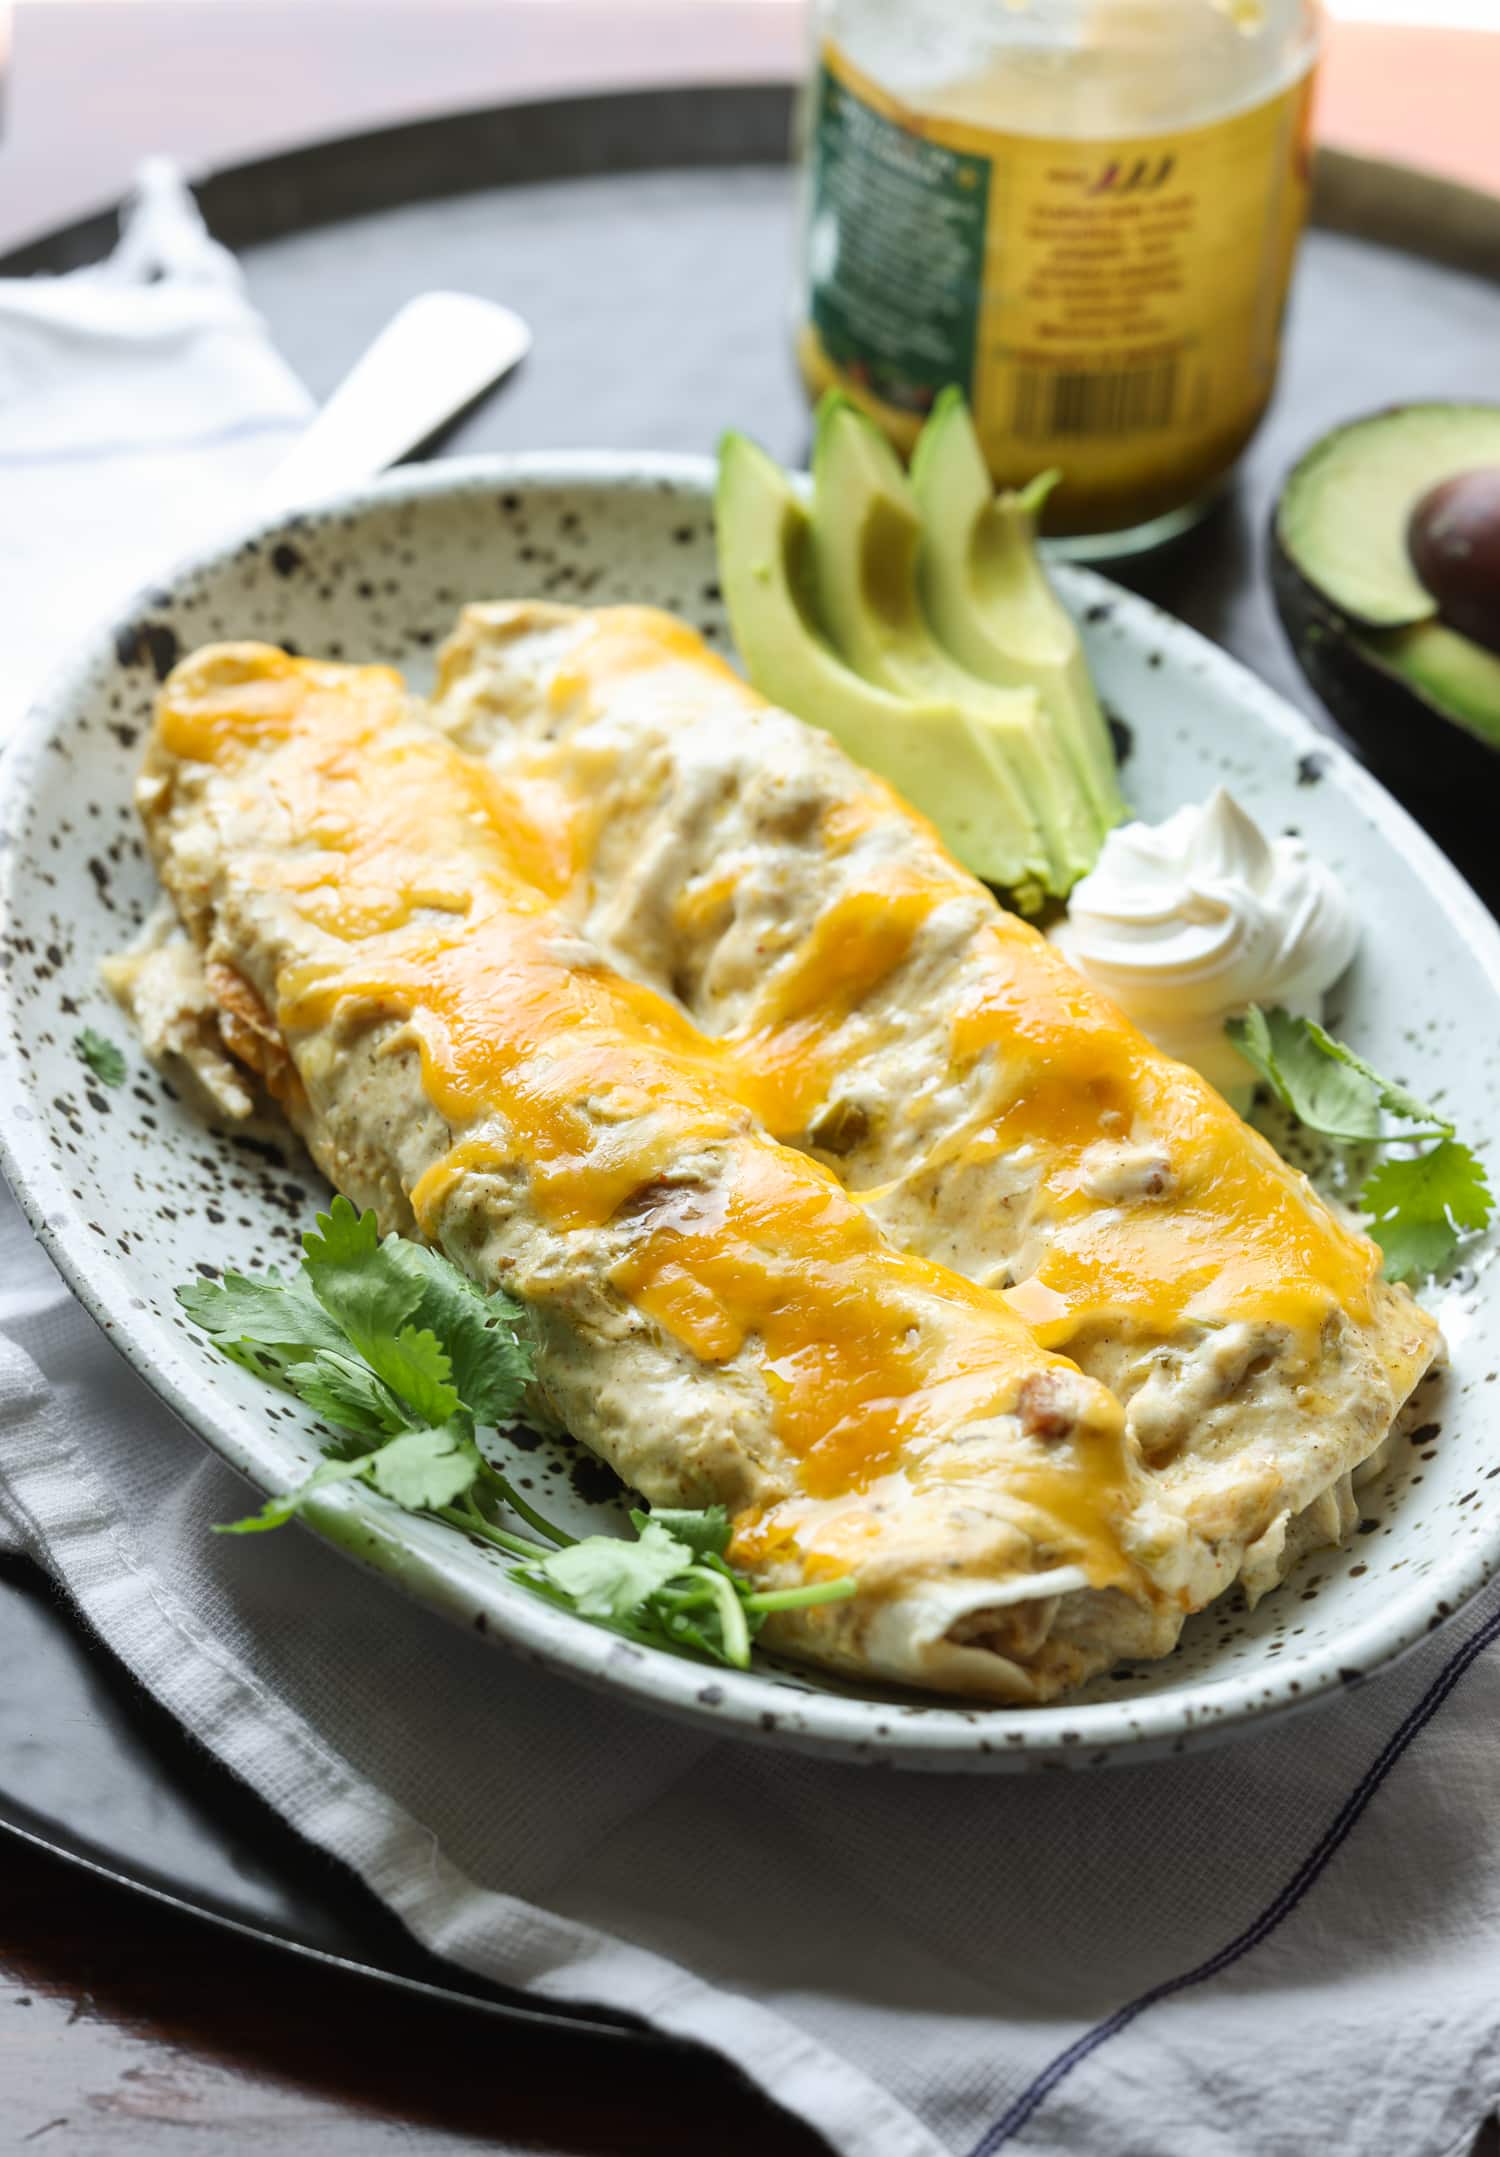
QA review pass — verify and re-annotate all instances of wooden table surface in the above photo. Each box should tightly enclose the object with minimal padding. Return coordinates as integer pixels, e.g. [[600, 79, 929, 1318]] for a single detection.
[[3, 5, 1500, 2152]]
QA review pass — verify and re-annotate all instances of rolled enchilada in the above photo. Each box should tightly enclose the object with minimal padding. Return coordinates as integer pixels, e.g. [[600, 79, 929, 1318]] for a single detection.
[[431, 602, 1441, 1616], [139, 641, 1214, 1703]]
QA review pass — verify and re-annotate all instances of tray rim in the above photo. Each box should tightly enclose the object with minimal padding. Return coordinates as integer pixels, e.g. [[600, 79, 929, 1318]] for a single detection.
[[1, 77, 1499, 285], [0, 1760, 662, 2048], [6, 447, 1500, 1776], [0, 79, 799, 277]]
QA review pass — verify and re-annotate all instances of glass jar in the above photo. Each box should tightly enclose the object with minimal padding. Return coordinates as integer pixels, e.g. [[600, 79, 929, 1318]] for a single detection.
[[796, 0, 1322, 552]]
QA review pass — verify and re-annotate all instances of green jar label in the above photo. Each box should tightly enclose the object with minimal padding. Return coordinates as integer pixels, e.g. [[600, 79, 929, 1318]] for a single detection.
[[802, 39, 1316, 528], [807, 58, 990, 415]]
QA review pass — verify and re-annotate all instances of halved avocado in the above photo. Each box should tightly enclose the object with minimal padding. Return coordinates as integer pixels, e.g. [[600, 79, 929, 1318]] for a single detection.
[[714, 430, 1052, 899], [1271, 402, 1500, 787], [909, 386, 1127, 835], [809, 396, 1103, 895], [1275, 403, 1500, 626]]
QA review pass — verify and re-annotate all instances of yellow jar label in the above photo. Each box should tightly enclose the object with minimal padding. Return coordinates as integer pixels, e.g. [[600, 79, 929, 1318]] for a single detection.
[[803, 40, 1315, 531]]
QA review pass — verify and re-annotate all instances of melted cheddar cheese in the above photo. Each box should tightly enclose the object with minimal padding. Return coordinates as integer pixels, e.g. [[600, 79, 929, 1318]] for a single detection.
[[485, 608, 1382, 1359], [157, 644, 1144, 1590]]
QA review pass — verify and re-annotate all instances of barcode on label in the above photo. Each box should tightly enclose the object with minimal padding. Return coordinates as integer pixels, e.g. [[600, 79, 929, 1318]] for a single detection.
[[1010, 356, 1180, 438]]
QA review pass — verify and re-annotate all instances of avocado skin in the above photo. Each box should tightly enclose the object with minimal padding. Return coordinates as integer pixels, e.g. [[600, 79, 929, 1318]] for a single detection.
[[1269, 524, 1500, 795]]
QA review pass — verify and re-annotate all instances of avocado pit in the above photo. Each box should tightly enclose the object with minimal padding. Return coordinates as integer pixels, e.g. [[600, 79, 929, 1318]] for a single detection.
[[1408, 467, 1500, 657]]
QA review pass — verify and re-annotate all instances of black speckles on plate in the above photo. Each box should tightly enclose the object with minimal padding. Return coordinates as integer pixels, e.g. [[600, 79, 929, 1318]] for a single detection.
[[1, 460, 1498, 1772], [114, 620, 180, 681]]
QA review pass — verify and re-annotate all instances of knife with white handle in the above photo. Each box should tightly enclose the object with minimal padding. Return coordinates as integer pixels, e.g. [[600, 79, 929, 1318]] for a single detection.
[[256, 290, 532, 514]]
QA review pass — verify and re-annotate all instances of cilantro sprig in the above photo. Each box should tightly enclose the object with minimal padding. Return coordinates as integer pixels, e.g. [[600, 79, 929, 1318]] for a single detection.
[[75, 1027, 126, 1087], [1226, 1006, 1491, 1284], [178, 1198, 852, 1666]]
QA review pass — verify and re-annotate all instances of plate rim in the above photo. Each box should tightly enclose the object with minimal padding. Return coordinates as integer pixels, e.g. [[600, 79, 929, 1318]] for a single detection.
[[4, 446, 1499, 1770]]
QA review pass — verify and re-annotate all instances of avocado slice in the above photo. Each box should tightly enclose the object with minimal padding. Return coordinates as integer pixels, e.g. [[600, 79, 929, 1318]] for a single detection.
[[714, 430, 1052, 900], [909, 387, 1127, 835], [809, 396, 1103, 895], [1271, 402, 1500, 788]]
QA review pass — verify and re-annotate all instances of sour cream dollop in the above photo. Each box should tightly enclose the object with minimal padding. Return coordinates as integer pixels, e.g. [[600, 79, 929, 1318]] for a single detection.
[[1052, 788, 1358, 1103]]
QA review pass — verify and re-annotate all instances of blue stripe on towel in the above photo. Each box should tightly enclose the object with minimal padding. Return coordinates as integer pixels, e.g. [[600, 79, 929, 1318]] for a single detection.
[[970, 1599, 1500, 2153]]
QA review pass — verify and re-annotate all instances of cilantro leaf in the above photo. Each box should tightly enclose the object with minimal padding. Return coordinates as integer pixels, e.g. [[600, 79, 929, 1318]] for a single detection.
[[1225, 1006, 1488, 1283], [296, 1199, 532, 1426], [299, 1199, 463, 1422], [379, 1238, 532, 1425], [75, 1028, 126, 1087], [364, 1422, 482, 1510], [1227, 1006, 1383, 1142], [518, 1552, 754, 1663], [183, 1204, 854, 1672], [213, 1335, 306, 1391], [178, 1268, 349, 1358], [537, 1519, 695, 1622], [214, 1454, 368, 1534], [366, 1324, 460, 1426], [284, 1349, 411, 1439], [634, 1505, 733, 1560], [1228, 1006, 1450, 1143], [300, 1192, 381, 1270], [1300, 1018, 1447, 1131], [520, 1519, 854, 1667], [179, 1269, 354, 1399], [182, 1204, 525, 1442], [215, 1423, 480, 1532], [1361, 1140, 1493, 1285], [301, 1195, 425, 1349]]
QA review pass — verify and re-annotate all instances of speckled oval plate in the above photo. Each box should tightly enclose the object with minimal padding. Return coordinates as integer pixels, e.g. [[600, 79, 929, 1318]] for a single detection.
[[2, 452, 1498, 1772]]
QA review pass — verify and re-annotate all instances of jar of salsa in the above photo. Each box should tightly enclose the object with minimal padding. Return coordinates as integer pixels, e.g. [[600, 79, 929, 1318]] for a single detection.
[[797, 0, 1322, 552]]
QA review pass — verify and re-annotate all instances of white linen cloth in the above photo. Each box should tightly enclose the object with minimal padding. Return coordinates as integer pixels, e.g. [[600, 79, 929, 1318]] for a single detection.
[[2, 167, 1499, 2157]]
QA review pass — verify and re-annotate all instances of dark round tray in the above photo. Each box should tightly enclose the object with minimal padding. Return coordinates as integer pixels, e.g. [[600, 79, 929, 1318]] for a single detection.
[[4, 78, 1500, 2041]]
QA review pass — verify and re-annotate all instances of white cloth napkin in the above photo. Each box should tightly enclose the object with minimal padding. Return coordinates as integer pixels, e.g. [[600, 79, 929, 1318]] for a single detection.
[[0, 159, 311, 728], [3, 167, 1500, 2157]]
